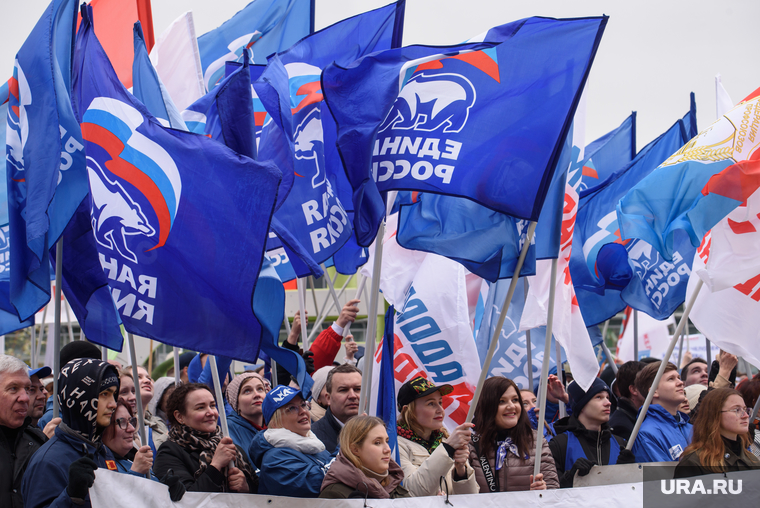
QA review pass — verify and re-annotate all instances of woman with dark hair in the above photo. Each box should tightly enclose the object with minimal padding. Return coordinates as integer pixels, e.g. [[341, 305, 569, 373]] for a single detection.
[[101, 399, 156, 478], [154, 383, 257, 493], [675, 388, 760, 477], [468, 377, 559, 492], [737, 374, 760, 457], [395, 376, 478, 496], [320, 416, 409, 499]]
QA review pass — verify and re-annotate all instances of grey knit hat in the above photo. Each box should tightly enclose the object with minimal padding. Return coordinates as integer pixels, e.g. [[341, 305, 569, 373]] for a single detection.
[[226, 372, 266, 414]]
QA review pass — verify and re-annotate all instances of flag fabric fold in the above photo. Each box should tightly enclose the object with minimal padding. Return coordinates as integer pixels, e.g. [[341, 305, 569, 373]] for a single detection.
[[72, 11, 284, 364], [322, 16, 608, 246]]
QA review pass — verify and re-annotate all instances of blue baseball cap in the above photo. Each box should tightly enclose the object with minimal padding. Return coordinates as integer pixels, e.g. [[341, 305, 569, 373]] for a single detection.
[[262, 385, 300, 424], [29, 366, 52, 379]]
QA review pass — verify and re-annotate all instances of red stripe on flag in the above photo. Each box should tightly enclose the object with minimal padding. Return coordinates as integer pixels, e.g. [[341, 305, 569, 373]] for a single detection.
[[582, 165, 598, 178], [701, 160, 760, 201]]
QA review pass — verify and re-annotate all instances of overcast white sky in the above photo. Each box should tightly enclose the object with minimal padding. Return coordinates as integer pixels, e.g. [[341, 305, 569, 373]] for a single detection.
[[3, 0, 758, 148]]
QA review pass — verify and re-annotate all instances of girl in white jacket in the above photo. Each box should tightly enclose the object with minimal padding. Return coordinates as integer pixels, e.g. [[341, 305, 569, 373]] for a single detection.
[[396, 377, 479, 496]]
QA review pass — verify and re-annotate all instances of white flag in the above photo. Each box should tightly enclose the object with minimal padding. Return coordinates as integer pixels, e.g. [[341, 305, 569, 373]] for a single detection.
[[615, 311, 675, 363], [150, 12, 205, 111], [519, 94, 599, 391], [686, 231, 760, 368], [716, 74, 734, 119], [369, 253, 480, 430]]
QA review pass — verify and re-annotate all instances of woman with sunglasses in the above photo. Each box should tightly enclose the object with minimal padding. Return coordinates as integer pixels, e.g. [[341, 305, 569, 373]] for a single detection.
[[675, 388, 760, 477], [102, 399, 157, 478], [249, 386, 335, 498]]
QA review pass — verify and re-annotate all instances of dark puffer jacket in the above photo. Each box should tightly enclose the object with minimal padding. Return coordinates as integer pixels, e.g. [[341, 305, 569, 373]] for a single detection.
[[21, 359, 120, 508], [1, 417, 47, 508]]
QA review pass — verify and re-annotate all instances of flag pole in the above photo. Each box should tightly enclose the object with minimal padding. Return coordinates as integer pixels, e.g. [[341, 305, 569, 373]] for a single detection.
[[466, 221, 537, 424], [52, 240, 63, 419], [627, 279, 703, 450], [297, 278, 309, 349], [633, 309, 639, 361], [30, 324, 37, 368], [126, 332, 148, 447], [345, 275, 367, 338], [532, 257, 559, 479], [209, 355, 234, 468], [358, 223, 385, 415], [322, 264, 343, 322], [307, 274, 354, 342], [523, 280, 533, 387], [309, 271, 338, 334], [555, 338, 566, 418], [601, 340, 618, 375], [705, 337, 712, 365], [173, 348, 180, 386], [676, 330, 685, 368]]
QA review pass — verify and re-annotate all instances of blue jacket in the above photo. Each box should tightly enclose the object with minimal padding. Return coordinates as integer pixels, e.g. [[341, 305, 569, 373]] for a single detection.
[[111, 454, 158, 481], [249, 430, 334, 497], [632, 404, 692, 462], [38, 397, 54, 430], [22, 426, 115, 508], [227, 412, 262, 460]]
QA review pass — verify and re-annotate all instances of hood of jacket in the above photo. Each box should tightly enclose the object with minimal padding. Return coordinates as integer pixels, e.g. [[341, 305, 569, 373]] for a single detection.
[[321, 452, 404, 499], [640, 403, 690, 426], [58, 358, 119, 443], [249, 427, 325, 467], [147, 377, 175, 417]]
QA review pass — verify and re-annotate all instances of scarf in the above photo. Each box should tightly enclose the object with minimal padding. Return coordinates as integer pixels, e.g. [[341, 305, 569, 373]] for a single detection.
[[397, 421, 444, 454], [321, 452, 404, 499], [168, 424, 255, 487], [494, 436, 528, 470]]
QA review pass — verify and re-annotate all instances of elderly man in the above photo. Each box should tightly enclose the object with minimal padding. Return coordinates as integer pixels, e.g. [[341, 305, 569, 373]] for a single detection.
[[0, 355, 47, 508]]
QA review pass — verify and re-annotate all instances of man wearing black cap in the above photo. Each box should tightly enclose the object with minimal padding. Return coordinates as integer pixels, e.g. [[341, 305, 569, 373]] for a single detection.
[[0, 355, 48, 508], [37, 341, 104, 431], [549, 378, 636, 488]]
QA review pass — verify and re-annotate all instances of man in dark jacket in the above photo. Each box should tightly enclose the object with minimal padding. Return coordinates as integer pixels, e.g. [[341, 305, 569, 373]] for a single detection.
[[22, 358, 120, 508], [549, 378, 636, 488], [609, 361, 645, 440], [311, 364, 361, 453], [0, 355, 48, 508]]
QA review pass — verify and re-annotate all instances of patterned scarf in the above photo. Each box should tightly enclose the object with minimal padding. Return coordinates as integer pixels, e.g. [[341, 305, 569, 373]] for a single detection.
[[397, 421, 444, 454], [494, 436, 528, 470], [168, 424, 255, 487]]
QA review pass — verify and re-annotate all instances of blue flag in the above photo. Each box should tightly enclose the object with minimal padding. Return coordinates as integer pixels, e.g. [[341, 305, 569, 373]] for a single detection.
[[570, 105, 698, 325], [7, 0, 90, 320], [377, 305, 399, 463], [397, 193, 536, 282], [73, 13, 284, 364], [132, 22, 187, 131], [580, 112, 636, 192], [254, 1, 405, 265], [476, 277, 559, 392], [197, 0, 313, 90], [322, 16, 607, 247]]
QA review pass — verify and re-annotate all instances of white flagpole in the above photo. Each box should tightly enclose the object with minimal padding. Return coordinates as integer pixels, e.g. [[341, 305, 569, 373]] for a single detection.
[[633, 309, 639, 361], [524, 280, 533, 386], [345, 275, 367, 338], [533, 257, 559, 479], [627, 279, 703, 450], [52, 240, 63, 419], [126, 333, 148, 446], [322, 264, 343, 321], [466, 221, 537, 423], [297, 278, 309, 350], [306, 274, 354, 342], [30, 325, 37, 368], [209, 355, 234, 468], [358, 224, 385, 415]]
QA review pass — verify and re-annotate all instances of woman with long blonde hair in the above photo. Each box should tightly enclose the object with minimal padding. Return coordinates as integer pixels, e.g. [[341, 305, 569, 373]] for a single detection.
[[320, 416, 409, 499], [675, 387, 760, 477]]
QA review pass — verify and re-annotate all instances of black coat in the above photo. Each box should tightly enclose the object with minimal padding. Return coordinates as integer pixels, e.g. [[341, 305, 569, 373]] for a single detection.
[[311, 408, 342, 454], [609, 397, 637, 441], [154, 440, 258, 493], [549, 415, 626, 488], [1, 418, 47, 508]]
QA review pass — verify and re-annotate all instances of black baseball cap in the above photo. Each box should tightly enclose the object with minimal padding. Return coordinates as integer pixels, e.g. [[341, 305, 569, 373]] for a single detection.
[[397, 376, 453, 411]]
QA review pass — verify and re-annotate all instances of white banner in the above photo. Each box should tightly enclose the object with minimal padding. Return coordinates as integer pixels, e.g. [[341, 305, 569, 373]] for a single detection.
[[90, 468, 643, 508]]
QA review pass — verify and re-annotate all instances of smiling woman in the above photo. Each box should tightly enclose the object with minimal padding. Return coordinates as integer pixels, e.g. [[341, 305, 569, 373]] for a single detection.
[[153, 383, 258, 494], [468, 376, 559, 492]]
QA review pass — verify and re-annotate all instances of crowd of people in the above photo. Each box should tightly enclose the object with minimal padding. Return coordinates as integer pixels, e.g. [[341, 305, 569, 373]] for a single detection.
[[2, 302, 760, 507]]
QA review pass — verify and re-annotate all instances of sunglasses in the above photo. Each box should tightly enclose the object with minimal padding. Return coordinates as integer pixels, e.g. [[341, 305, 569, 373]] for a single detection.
[[115, 417, 138, 430]]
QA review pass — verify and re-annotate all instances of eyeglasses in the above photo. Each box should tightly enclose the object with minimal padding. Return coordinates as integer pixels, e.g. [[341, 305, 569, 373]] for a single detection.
[[283, 401, 311, 415], [721, 407, 751, 417], [115, 417, 138, 430]]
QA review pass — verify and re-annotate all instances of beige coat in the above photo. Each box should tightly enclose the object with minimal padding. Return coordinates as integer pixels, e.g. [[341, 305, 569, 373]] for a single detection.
[[468, 430, 559, 492], [397, 436, 479, 497]]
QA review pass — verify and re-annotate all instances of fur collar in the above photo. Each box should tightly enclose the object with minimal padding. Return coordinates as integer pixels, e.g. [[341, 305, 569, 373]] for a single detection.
[[264, 428, 326, 455]]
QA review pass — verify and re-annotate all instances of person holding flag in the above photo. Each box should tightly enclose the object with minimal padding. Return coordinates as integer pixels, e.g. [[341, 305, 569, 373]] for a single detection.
[[395, 376, 478, 496]]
